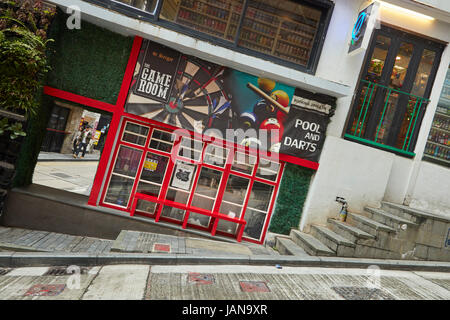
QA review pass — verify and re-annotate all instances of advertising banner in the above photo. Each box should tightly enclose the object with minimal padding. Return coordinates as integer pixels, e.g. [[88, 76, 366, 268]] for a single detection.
[[125, 40, 336, 164]]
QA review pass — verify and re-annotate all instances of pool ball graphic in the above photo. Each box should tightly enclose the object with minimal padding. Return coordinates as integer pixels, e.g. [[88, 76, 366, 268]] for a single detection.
[[270, 90, 290, 108], [257, 78, 276, 93], [239, 112, 257, 129], [260, 117, 281, 130], [253, 99, 276, 124]]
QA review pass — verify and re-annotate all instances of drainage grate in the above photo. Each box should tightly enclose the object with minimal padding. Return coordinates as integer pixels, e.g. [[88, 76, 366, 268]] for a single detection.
[[239, 281, 271, 293], [332, 286, 396, 300], [44, 266, 90, 276], [24, 284, 66, 297], [0, 268, 11, 276], [188, 272, 215, 285]]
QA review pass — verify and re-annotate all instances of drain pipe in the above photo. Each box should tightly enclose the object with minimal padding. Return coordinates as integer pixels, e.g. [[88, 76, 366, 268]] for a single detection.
[[335, 197, 348, 222]]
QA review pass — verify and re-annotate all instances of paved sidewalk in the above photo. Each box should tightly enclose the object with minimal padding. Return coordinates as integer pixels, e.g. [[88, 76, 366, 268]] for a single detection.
[[38, 151, 100, 161], [0, 264, 449, 300], [1, 226, 450, 272]]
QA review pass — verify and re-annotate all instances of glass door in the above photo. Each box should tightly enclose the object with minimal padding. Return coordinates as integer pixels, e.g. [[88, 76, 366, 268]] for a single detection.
[[346, 26, 443, 154]]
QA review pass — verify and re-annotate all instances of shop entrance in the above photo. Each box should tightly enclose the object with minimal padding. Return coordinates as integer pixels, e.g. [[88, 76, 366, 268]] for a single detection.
[[100, 118, 283, 243], [41, 104, 70, 152]]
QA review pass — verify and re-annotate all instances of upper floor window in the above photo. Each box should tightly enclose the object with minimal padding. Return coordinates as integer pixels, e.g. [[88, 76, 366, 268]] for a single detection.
[[345, 26, 444, 157], [84, 0, 333, 73]]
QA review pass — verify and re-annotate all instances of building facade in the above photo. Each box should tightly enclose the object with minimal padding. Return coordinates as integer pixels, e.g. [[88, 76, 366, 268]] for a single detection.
[[28, 0, 450, 244]]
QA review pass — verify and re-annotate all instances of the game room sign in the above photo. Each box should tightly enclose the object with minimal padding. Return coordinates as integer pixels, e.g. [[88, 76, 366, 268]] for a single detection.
[[125, 40, 336, 163]]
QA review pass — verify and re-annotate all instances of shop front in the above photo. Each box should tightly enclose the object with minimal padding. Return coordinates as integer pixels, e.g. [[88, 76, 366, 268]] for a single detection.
[[82, 37, 336, 244]]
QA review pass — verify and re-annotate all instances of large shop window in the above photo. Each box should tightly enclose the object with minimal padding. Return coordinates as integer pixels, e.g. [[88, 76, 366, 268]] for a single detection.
[[345, 26, 444, 157], [101, 119, 283, 243], [87, 0, 333, 73]]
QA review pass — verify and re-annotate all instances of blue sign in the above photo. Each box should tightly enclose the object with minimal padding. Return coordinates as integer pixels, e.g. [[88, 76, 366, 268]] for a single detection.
[[348, 4, 374, 53], [352, 12, 367, 45]]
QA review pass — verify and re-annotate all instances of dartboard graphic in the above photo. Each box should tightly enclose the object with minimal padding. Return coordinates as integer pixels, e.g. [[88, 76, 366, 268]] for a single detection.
[[126, 53, 233, 133]]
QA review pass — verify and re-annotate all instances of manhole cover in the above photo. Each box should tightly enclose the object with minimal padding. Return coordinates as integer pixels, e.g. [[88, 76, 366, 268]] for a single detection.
[[50, 172, 73, 179], [153, 243, 171, 253], [44, 266, 90, 276], [239, 281, 270, 293], [188, 272, 215, 285], [24, 284, 66, 297], [332, 286, 395, 300]]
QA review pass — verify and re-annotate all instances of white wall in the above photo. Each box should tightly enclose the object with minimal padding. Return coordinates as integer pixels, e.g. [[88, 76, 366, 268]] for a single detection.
[[300, 136, 394, 230], [409, 162, 450, 217]]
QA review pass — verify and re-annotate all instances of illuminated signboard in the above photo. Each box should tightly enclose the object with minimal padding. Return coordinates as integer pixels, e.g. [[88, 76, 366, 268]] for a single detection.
[[348, 3, 379, 54]]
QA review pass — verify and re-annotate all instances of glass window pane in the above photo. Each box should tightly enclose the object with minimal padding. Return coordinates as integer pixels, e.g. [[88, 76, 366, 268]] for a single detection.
[[347, 83, 379, 137], [221, 174, 249, 204], [136, 199, 158, 214], [194, 167, 222, 198], [188, 195, 215, 228], [122, 132, 147, 146], [136, 181, 161, 197], [366, 35, 391, 82], [411, 49, 436, 97], [178, 147, 202, 161], [373, 91, 400, 144], [112, 146, 142, 177], [149, 139, 173, 153], [104, 175, 135, 207], [160, 206, 185, 221], [140, 153, 169, 184], [247, 181, 274, 212], [217, 202, 242, 234], [152, 129, 174, 143], [160, 0, 244, 42], [240, 0, 321, 67], [165, 187, 189, 203], [389, 42, 414, 90], [125, 122, 149, 136], [232, 152, 256, 175], [203, 144, 228, 167], [113, 0, 157, 13], [243, 209, 266, 240], [187, 211, 211, 227], [170, 161, 197, 191]]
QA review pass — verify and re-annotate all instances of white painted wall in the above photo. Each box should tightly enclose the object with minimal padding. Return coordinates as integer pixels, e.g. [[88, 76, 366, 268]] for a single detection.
[[409, 161, 450, 216], [300, 136, 394, 231]]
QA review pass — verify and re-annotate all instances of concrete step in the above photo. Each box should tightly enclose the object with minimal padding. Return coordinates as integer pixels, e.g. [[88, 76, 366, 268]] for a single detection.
[[347, 212, 396, 237], [310, 225, 355, 257], [381, 201, 450, 224], [275, 236, 309, 256], [364, 207, 418, 230], [327, 218, 375, 243], [289, 229, 335, 256]]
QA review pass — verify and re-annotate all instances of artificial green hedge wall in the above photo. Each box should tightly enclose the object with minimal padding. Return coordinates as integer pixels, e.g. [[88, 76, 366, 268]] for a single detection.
[[46, 9, 134, 105], [13, 10, 133, 187], [268, 163, 314, 235]]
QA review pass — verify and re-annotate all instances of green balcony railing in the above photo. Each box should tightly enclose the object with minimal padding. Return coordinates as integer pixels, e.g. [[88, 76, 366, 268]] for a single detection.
[[345, 80, 430, 157]]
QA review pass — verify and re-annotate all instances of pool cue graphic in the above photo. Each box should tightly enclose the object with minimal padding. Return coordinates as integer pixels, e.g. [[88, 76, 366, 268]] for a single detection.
[[246, 83, 289, 114]]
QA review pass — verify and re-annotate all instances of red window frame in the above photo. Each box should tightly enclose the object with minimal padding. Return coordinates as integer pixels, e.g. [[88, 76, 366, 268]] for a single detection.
[[99, 116, 284, 244]]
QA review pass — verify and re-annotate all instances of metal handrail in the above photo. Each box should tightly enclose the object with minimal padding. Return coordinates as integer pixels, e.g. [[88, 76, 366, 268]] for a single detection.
[[349, 80, 430, 154]]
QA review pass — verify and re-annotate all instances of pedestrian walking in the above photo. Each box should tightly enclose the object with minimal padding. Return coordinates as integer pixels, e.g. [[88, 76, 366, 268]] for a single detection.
[[74, 126, 93, 159], [72, 127, 83, 158]]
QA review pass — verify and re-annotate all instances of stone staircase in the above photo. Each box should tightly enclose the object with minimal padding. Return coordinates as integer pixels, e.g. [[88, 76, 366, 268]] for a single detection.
[[275, 201, 450, 261]]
